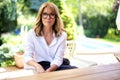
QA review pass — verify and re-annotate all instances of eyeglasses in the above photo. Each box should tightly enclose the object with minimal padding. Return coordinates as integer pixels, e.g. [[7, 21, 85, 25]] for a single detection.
[[42, 13, 56, 19]]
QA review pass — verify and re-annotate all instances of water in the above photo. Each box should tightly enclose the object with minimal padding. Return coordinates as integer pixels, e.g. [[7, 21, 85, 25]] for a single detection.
[[79, 39, 113, 49], [75, 37, 120, 54]]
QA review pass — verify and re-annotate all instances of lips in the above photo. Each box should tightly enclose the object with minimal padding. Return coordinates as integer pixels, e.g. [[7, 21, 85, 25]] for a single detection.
[[46, 20, 51, 23]]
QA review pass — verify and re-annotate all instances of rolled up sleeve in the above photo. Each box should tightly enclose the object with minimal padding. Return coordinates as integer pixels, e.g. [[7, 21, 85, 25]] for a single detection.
[[51, 32, 67, 67], [23, 31, 35, 64]]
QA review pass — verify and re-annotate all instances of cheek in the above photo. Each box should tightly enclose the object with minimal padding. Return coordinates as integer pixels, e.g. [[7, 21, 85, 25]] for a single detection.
[[42, 18, 45, 24], [52, 19, 55, 25], [42, 18, 55, 27]]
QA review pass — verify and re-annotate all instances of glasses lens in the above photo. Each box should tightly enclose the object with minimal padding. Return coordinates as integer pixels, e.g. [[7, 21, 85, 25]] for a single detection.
[[50, 14, 55, 19], [42, 13, 55, 19], [42, 13, 48, 18]]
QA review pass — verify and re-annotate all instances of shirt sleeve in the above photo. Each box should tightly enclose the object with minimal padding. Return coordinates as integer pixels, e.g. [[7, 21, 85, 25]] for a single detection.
[[23, 30, 35, 64], [51, 32, 67, 67]]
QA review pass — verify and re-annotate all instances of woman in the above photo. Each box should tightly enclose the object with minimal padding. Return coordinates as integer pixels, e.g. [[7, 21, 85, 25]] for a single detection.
[[23, 2, 77, 73]]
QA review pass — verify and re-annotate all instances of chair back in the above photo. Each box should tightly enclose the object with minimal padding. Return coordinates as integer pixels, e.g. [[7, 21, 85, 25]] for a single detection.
[[66, 40, 76, 57]]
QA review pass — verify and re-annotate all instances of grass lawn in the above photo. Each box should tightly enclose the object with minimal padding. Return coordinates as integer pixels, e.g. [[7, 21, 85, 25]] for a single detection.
[[96, 38, 120, 46]]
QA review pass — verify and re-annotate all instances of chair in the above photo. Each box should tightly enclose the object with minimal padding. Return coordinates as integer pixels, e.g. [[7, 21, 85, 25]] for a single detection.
[[65, 40, 76, 57], [65, 40, 97, 68]]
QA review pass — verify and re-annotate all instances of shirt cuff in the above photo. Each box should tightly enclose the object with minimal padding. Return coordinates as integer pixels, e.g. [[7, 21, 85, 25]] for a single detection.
[[50, 59, 63, 67]]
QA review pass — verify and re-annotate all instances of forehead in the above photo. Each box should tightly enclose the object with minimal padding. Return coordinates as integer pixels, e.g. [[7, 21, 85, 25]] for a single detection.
[[43, 6, 55, 13]]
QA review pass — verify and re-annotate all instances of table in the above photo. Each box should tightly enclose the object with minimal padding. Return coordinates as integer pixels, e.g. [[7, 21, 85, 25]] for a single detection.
[[6, 63, 120, 80]]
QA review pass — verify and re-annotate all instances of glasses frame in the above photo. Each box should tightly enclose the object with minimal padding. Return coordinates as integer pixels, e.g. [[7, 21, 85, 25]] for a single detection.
[[42, 12, 56, 19]]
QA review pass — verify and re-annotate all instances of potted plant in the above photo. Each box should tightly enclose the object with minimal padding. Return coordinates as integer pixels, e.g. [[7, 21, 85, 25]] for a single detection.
[[13, 44, 24, 68], [0, 43, 14, 67]]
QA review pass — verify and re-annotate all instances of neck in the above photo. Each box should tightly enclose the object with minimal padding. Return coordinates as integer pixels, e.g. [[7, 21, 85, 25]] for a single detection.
[[43, 28, 53, 35]]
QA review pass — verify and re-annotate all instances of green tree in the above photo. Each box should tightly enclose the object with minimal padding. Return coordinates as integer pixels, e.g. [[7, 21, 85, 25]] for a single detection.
[[65, 0, 79, 24], [65, 0, 120, 39], [81, 0, 117, 38], [17, 0, 31, 15], [0, 0, 17, 34], [49, 0, 77, 40], [0, 0, 17, 45]]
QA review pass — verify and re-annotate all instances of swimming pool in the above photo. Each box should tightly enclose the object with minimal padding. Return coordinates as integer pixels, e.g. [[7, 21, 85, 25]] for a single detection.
[[75, 36, 120, 54]]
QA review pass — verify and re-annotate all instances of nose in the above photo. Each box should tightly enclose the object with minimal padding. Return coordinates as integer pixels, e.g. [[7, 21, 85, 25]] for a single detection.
[[46, 15, 51, 19]]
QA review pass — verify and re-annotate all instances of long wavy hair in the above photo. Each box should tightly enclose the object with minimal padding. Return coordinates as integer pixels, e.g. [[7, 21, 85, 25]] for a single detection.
[[34, 2, 65, 37]]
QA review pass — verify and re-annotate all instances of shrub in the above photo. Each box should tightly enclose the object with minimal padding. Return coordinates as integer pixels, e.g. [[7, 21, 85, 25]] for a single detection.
[[0, 44, 15, 67], [81, 0, 118, 38], [0, 33, 24, 67], [0, 0, 17, 34]]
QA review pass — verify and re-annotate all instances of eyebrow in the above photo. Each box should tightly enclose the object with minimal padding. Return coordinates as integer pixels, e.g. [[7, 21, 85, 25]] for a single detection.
[[42, 12, 55, 14]]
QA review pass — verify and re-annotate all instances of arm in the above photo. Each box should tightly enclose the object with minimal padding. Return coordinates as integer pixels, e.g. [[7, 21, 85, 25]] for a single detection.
[[23, 30, 45, 73], [49, 32, 67, 71], [27, 60, 45, 73]]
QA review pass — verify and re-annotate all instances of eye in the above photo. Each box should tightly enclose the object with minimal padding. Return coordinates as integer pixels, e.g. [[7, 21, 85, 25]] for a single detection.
[[50, 13, 55, 18], [50, 13, 55, 16], [42, 13, 47, 16], [42, 12, 56, 19]]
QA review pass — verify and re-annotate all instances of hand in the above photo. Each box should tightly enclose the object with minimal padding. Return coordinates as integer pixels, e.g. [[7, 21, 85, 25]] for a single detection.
[[45, 64, 58, 72], [35, 64, 45, 73], [27, 60, 45, 73], [45, 68, 52, 72]]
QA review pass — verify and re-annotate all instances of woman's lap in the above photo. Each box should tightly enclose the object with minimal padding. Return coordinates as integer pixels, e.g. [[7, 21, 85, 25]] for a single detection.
[[38, 61, 77, 71], [57, 65, 77, 70]]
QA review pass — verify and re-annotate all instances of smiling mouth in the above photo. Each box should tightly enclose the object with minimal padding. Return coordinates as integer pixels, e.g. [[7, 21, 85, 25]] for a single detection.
[[46, 21, 51, 23]]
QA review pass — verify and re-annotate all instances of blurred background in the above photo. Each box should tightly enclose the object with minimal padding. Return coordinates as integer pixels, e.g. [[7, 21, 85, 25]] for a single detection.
[[0, 0, 120, 67]]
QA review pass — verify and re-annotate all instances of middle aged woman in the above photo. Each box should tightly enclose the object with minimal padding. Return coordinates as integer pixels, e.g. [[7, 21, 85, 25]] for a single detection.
[[23, 2, 77, 73]]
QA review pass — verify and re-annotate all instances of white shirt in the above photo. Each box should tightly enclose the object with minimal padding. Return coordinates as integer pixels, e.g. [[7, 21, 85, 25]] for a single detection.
[[23, 29, 67, 67]]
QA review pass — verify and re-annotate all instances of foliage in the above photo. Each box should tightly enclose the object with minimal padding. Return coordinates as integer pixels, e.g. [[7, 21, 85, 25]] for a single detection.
[[17, 14, 36, 29], [0, 33, 24, 67], [0, 0, 17, 35], [105, 28, 120, 41], [0, 0, 17, 46], [16, 0, 36, 28], [16, 0, 48, 31], [65, 0, 120, 39], [1, 33, 22, 44], [0, 43, 15, 67], [80, 0, 117, 38], [65, 0, 80, 24], [17, 0, 31, 15], [49, 0, 77, 40]]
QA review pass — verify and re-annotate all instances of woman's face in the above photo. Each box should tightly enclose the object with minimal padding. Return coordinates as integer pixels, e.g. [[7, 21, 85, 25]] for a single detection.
[[42, 6, 56, 28]]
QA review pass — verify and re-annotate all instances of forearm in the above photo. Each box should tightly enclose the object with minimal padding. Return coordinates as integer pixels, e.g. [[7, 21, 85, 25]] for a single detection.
[[27, 60, 45, 73], [27, 60, 38, 67]]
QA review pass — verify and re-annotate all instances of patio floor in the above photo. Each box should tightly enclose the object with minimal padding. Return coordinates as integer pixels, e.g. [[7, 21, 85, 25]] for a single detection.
[[66, 36, 120, 68]]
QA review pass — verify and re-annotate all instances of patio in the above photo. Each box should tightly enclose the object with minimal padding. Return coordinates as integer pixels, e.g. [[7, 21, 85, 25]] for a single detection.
[[65, 36, 120, 68]]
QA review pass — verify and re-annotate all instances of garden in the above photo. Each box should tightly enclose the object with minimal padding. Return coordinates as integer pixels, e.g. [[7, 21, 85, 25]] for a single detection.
[[0, 0, 120, 67]]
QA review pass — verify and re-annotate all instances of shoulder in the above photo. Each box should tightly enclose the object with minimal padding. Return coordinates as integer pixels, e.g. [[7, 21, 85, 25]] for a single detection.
[[25, 29, 37, 40], [61, 31, 67, 37], [59, 31, 67, 39], [27, 29, 35, 36]]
